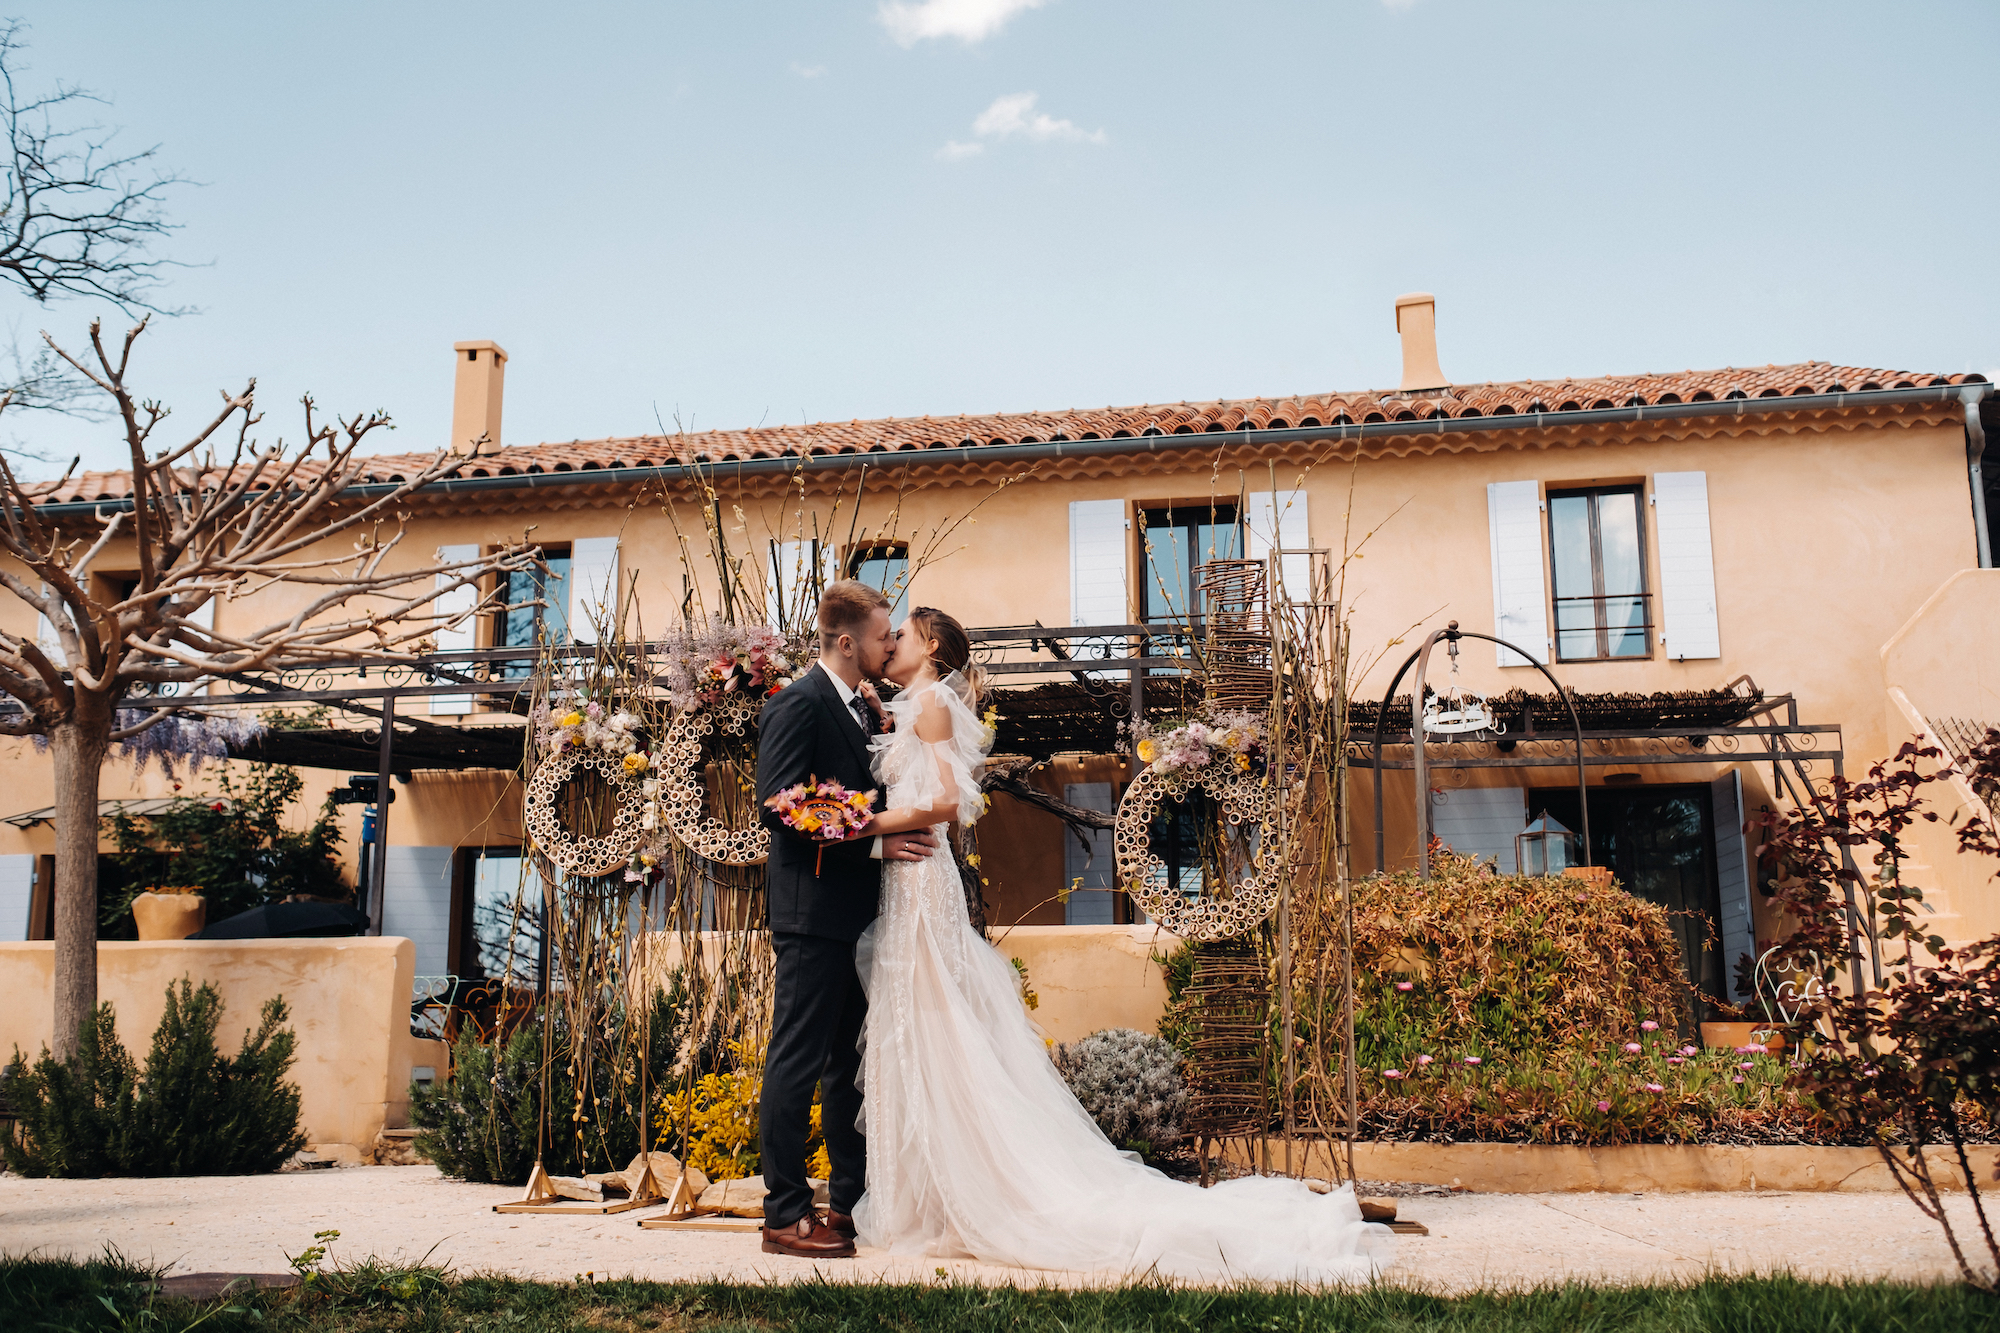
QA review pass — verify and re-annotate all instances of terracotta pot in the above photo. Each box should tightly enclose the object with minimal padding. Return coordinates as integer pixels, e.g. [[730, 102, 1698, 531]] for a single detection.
[[132, 891, 206, 941], [1700, 1020, 1786, 1054]]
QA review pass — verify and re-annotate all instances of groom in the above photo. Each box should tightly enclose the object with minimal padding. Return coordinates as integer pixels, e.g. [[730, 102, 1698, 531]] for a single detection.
[[755, 580, 938, 1258]]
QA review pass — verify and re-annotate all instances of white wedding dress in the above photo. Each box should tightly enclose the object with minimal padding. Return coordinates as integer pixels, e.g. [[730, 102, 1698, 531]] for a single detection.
[[851, 674, 1393, 1283]]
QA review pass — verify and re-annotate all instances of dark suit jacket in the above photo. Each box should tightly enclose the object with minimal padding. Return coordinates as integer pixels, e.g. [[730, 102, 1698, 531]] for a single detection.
[[756, 665, 882, 942]]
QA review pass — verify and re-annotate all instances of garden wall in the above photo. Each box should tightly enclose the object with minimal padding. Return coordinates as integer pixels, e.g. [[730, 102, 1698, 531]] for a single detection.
[[1223, 1138, 1976, 1193], [994, 924, 1178, 1043], [0, 938, 445, 1155]]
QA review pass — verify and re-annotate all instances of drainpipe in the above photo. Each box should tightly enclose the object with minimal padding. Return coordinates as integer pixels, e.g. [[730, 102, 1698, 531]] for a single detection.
[[1966, 384, 1994, 569]]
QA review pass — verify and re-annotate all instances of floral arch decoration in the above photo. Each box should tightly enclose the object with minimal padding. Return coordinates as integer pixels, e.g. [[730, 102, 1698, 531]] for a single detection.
[[1113, 757, 1290, 943], [524, 745, 647, 877], [658, 691, 771, 866]]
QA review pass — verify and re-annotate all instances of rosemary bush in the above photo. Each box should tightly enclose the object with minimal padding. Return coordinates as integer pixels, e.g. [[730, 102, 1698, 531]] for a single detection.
[[1053, 1027, 1188, 1157], [1, 978, 304, 1176]]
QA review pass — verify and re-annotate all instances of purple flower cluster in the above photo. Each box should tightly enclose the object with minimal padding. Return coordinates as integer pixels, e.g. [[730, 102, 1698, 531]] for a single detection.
[[656, 619, 805, 713]]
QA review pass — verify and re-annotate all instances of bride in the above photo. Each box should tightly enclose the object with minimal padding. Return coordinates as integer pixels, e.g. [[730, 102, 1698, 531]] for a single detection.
[[848, 606, 1393, 1283]]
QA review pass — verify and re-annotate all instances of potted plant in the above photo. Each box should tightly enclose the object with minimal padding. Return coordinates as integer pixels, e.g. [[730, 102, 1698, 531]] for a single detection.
[[131, 886, 206, 940]]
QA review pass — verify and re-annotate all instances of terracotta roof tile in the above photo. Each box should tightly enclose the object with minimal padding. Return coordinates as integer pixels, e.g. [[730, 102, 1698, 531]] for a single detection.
[[39, 361, 1980, 503]]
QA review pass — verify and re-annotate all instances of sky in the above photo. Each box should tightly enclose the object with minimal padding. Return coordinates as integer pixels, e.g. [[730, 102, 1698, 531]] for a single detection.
[[5, 0, 1998, 475]]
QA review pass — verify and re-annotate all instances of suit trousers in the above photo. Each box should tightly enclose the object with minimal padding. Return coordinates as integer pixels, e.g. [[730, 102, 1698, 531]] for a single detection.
[[758, 930, 868, 1229]]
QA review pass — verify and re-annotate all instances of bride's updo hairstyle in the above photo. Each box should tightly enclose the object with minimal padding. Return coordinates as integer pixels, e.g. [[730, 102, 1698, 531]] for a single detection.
[[906, 607, 986, 702]]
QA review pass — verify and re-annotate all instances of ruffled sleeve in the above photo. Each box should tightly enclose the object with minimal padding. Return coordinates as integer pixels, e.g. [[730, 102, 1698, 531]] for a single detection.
[[868, 673, 994, 826]]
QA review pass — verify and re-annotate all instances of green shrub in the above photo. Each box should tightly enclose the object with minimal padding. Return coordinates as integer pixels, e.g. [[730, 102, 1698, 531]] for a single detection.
[[1, 978, 305, 1176], [412, 986, 687, 1185]]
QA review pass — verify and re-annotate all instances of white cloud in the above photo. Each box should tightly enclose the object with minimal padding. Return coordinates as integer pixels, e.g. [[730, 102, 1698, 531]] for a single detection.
[[789, 61, 828, 78], [936, 140, 985, 161], [968, 91, 1104, 144], [879, 0, 1050, 47]]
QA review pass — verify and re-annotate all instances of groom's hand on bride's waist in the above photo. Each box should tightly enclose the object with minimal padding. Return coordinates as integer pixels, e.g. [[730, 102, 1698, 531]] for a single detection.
[[880, 830, 939, 862]]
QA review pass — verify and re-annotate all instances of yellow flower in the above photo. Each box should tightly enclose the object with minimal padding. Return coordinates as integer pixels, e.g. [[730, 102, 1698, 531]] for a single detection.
[[1222, 728, 1242, 749], [560, 711, 583, 727], [1235, 753, 1252, 771], [798, 813, 821, 832], [1136, 738, 1158, 764], [848, 791, 871, 808], [622, 752, 650, 774]]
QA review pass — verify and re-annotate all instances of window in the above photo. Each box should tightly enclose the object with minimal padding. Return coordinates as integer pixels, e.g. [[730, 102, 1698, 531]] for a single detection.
[[1139, 504, 1241, 625], [453, 849, 545, 989], [845, 542, 909, 620], [496, 547, 570, 675], [1547, 488, 1650, 661]]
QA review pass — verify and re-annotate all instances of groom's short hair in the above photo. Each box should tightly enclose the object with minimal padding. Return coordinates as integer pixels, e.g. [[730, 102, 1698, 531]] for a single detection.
[[818, 580, 890, 648]]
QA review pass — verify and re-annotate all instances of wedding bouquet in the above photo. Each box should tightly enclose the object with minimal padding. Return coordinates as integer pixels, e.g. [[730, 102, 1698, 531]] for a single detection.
[[764, 776, 877, 872]]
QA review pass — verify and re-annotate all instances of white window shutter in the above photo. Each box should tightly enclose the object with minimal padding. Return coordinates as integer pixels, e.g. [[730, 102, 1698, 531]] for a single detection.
[[1069, 500, 1128, 626], [1247, 490, 1312, 603], [35, 585, 64, 668], [431, 544, 478, 716], [1653, 471, 1721, 660], [567, 537, 620, 644], [1486, 480, 1549, 667]]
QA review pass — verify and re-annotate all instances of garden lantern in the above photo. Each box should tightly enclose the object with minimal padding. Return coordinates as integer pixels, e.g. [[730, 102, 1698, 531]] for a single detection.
[[1516, 812, 1581, 877]]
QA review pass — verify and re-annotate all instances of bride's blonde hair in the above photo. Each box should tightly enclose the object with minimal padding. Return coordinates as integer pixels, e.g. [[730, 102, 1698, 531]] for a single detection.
[[905, 606, 986, 702]]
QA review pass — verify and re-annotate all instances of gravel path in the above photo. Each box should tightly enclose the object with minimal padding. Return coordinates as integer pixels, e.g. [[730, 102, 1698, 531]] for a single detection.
[[0, 1166, 1978, 1292]]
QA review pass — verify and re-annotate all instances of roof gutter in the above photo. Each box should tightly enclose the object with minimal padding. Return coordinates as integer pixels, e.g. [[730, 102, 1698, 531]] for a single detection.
[[1964, 384, 1995, 569], [28, 381, 1977, 519]]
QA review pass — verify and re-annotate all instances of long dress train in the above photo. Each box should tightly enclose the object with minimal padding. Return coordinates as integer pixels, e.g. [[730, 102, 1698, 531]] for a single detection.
[[851, 674, 1393, 1283]]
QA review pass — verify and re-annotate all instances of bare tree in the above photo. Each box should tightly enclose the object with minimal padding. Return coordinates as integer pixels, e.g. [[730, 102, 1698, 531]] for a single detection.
[[0, 318, 532, 1058], [0, 21, 185, 423]]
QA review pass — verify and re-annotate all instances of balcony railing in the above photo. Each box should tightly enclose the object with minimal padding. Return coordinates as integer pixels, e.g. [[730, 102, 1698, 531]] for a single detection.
[[1552, 592, 1654, 663]]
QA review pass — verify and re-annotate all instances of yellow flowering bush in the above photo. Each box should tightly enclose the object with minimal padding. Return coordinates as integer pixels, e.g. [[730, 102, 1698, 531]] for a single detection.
[[653, 1064, 830, 1181]]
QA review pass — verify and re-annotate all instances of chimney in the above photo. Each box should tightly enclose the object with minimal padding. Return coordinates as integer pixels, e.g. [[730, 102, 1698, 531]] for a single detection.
[[450, 340, 508, 454], [1394, 293, 1448, 392]]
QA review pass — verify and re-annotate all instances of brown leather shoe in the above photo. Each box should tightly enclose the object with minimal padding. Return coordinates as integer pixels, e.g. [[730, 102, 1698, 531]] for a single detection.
[[824, 1210, 856, 1239], [760, 1214, 856, 1259]]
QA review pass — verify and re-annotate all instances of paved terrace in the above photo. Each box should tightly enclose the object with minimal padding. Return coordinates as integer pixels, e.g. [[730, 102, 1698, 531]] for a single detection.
[[0, 1167, 1979, 1292]]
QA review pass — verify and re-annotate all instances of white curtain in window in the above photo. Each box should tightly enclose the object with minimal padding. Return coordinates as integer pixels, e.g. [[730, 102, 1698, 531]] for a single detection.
[[1652, 471, 1721, 660], [767, 539, 834, 631], [35, 583, 65, 669], [1069, 499, 1128, 626], [1246, 489, 1311, 602], [431, 544, 478, 716], [1486, 480, 1550, 667], [567, 537, 620, 644]]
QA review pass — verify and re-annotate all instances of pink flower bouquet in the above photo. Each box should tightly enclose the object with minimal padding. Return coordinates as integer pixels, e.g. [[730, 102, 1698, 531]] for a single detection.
[[765, 776, 877, 873]]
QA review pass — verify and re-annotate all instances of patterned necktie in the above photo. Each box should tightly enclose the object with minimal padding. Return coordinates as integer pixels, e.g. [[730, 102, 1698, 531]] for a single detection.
[[848, 693, 873, 736]]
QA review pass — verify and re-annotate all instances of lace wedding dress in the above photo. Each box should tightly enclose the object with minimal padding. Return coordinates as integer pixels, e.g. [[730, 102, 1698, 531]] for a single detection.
[[851, 674, 1393, 1283]]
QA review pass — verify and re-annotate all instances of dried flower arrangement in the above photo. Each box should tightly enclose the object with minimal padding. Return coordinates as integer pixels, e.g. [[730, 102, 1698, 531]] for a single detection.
[[1126, 709, 1267, 777], [653, 619, 806, 713]]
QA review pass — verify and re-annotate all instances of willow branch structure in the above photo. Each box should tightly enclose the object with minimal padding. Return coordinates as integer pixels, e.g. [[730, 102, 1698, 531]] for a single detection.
[[1, 319, 536, 1059]]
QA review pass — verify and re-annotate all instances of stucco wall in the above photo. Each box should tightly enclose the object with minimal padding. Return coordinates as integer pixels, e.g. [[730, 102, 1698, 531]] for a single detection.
[[0, 413, 1977, 929], [0, 937, 442, 1151], [992, 923, 1177, 1044]]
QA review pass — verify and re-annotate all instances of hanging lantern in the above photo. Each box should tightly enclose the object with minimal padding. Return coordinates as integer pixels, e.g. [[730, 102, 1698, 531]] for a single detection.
[[1516, 811, 1580, 877]]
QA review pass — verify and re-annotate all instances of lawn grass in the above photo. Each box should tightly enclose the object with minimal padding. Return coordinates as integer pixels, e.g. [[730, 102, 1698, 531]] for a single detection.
[[3, 1251, 1997, 1332]]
